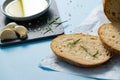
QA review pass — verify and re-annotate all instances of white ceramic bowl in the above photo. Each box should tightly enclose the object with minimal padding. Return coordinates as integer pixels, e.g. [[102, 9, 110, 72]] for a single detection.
[[1, 0, 51, 21]]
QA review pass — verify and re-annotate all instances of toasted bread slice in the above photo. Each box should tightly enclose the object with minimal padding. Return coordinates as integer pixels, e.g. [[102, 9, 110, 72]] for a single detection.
[[98, 23, 120, 54], [104, 0, 120, 23], [50, 33, 111, 67]]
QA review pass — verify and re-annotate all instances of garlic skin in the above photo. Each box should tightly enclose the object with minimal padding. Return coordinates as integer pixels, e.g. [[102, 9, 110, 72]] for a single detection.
[[15, 25, 28, 39], [0, 28, 18, 40]]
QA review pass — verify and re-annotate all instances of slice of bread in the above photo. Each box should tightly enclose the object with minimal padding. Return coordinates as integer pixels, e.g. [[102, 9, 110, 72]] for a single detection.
[[98, 23, 120, 54], [50, 33, 111, 67], [104, 0, 120, 23]]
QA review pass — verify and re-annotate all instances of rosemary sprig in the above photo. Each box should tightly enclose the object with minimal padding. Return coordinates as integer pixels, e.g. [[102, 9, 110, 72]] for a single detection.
[[44, 27, 53, 34], [54, 20, 68, 27], [80, 45, 94, 57], [44, 17, 68, 34], [68, 38, 80, 46], [93, 50, 99, 57], [44, 17, 59, 34], [80, 45, 99, 58], [80, 45, 88, 53], [47, 17, 60, 25]]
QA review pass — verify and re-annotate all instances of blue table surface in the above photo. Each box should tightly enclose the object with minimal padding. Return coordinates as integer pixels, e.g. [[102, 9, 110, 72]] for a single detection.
[[0, 0, 102, 80]]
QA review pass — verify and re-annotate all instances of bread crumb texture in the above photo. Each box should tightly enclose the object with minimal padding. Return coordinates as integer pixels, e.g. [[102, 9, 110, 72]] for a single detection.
[[51, 33, 111, 67]]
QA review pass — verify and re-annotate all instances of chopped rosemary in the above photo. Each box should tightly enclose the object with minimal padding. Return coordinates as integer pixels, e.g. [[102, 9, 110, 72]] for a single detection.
[[93, 50, 99, 57], [80, 45, 99, 58], [68, 38, 80, 46], [44, 27, 53, 34], [80, 45, 88, 53], [47, 17, 68, 27], [44, 17, 68, 34], [54, 20, 68, 27], [80, 45, 95, 57], [44, 17, 59, 34], [47, 17, 60, 25]]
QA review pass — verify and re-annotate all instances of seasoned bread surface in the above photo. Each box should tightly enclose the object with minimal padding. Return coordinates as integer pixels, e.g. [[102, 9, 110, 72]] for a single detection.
[[98, 23, 120, 54], [50, 33, 111, 67], [104, 0, 120, 23]]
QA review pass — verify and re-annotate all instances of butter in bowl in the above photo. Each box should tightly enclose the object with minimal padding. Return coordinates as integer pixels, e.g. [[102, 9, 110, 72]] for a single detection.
[[1, 0, 51, 21]]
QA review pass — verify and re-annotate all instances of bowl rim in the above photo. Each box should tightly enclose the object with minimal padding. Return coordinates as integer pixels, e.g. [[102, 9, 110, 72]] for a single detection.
[[1, 0, 51, 21]]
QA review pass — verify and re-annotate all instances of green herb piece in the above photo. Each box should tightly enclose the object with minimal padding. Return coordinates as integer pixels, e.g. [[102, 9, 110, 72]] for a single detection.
[[44, 27, 53, 34], [93, 50, 99, 57], [45, 17, 68, 34], [80, 45, 88, 53], [54, 20, 68, 27], [44, 17, 59, 34], [47, 17, 68, 27], [80, 45, 94, 57], [68, 38, 80, 46], [47, 17, 60, 25]]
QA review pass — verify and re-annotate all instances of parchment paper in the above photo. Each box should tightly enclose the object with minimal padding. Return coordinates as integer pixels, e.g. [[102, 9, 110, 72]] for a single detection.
[[73, 4, 110, 35], [39, 5, 120, 79]]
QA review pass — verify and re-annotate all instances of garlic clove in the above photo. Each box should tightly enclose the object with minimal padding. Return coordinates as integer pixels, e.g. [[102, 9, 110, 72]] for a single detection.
[[0, 28, 18, 40], [15, 25, 28, 39]]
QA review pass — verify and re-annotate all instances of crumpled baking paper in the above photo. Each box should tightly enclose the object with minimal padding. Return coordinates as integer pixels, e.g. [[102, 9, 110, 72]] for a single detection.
[[73, 4, 110, 35], [39, 5, 120, 79]]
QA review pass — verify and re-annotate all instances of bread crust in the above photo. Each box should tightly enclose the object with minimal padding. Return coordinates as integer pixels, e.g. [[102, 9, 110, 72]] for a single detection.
[[104, 0, 110, 21], [104, 0, 120, 23], [98, 23, 120, 54], [50, 33, 111, 67]]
